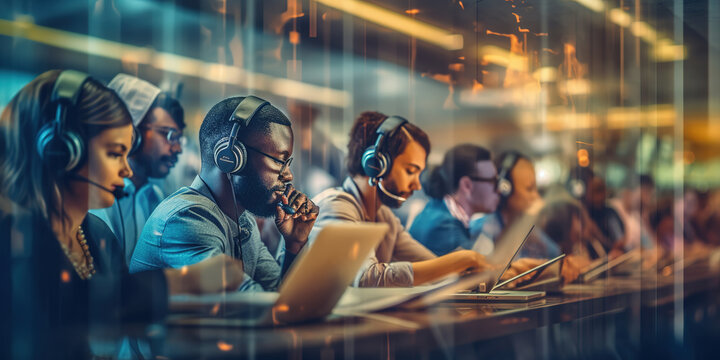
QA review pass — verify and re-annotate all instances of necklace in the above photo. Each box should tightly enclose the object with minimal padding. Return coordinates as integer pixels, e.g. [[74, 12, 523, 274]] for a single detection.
[[59, 225, 96, 280]]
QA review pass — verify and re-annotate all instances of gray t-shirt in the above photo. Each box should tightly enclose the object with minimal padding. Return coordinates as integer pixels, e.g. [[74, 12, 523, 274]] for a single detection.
[[310, 177, 436, 287], [130, 176, 283, 291]]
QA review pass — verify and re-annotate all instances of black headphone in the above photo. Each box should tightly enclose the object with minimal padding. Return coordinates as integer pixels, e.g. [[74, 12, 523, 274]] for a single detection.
[[496, 152, 519, 197], [213, 95, 269, 174], [36, 70, 91, 174], [361, 116, 408, 185]]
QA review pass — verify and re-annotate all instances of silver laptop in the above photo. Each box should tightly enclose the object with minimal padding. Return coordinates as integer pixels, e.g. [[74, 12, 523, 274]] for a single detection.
[[168, 222, 388, 326], [450, 224, 553, 302]]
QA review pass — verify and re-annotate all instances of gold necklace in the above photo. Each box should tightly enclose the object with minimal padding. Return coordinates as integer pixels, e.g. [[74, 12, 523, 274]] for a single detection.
[[59, 225, 96, 280]]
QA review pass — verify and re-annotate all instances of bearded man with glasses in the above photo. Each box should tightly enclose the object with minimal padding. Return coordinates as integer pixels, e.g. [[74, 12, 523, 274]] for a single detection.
[[90, 74, 185, 263], [130, 96, 318, 292]]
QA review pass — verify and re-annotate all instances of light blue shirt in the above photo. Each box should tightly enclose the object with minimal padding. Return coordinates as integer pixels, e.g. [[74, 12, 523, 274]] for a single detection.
[[90, 178, 165, 264], [129, 176, 284, 291]]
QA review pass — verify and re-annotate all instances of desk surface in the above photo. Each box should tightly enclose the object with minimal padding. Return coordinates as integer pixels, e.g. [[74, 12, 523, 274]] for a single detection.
[[150, 266, 720, 359]]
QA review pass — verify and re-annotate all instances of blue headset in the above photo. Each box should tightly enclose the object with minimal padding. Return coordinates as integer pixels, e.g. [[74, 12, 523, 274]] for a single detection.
[[361, 115, 408, 185], [36, 70, 91, 174], [213, 95, 269, 174]]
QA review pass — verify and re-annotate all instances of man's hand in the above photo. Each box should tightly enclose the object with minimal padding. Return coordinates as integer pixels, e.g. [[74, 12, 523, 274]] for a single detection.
[[275, 184, 319, 254], [500, 258, 547, 284], [165, 254, 245, 295], [561, 255, 588, 283]]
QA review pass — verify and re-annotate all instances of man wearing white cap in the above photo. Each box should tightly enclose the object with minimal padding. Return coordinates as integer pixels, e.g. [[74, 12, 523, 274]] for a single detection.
[[91, 74, 185, 263]]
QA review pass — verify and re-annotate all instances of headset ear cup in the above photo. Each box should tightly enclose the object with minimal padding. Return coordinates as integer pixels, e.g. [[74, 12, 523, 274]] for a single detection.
[[62, 130, 84, 171], [36, 123, 83, 173], [497, 178, 513, 197], [568, 179, 586, 198], [214, 137, 247, 174], [362, 147, 385, 179]]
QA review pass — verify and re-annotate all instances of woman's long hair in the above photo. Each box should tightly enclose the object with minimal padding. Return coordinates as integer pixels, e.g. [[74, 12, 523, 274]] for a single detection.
[[0, 70, 131, 224]]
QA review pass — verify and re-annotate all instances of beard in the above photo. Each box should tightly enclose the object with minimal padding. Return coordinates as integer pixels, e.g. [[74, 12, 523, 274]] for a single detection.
[[377, 178, 410, 209], [233, 172, 280, 218]]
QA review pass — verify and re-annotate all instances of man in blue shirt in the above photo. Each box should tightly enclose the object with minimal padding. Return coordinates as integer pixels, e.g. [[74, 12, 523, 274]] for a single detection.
[[131, 96, 318, 291], [409, 144, 500, 256], [91, 74, 185, 264]]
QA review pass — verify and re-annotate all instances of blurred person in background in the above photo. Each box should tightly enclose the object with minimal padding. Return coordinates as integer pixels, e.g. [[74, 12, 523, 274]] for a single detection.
[[0, 70, 242, 359], [470, 151, 562, 259], [609, 174, 656, 252], [568, 166, 626, 256], [90, 74, 185, 264], [409, 144, 500, 256]]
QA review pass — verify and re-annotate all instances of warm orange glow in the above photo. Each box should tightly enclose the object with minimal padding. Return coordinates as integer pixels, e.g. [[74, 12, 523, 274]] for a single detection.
[[405, 9, 420, 15], [314, 0, 463, 50], [511, 13, 521, 23], [217, 341, 233, 352], [458, 1, 465, 10], [61, 270, 71, 283], [577, 149, 590, 167], [275, 304, 290, 312], [449, 63, 464, 72], [289, 30, 300, 45], [211, 303, 221, 315], [351, 243, 360, 259], [518, 27, 529, 33], [0, 19, 351, 108], [180, 265, 188, 275]]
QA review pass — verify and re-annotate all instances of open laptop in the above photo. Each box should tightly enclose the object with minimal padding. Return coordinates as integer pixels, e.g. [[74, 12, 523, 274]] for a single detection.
[[168, 222, 388, 326], [450, 224, 557, 302]]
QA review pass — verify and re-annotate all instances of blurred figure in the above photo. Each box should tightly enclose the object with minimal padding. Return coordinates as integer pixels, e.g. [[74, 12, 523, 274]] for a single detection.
[[609, 174, 656, 251], [536, 199, 598, 262], [471, 151, 561, 259], [568, 166, 625, 254], [90, 74, 185, 264], [409, 144, 500, 256], [0, 70, 242, 359]]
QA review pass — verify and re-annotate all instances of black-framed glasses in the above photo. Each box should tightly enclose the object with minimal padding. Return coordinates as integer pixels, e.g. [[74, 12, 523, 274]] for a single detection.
[[468, 175, 499, 187], [245, 145, 293, 175], [142, 125, 185, 146]]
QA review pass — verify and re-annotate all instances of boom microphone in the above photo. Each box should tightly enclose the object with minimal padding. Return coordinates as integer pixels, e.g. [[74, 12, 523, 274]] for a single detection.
[[70, 174, 127, 199], [377, 178, 407, 203]]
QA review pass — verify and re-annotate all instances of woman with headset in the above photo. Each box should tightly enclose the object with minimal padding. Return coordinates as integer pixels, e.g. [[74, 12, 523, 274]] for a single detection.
[[0, 70, 243, 359]]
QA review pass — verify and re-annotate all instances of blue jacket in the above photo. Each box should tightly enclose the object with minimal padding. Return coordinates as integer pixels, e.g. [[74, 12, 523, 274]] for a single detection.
[[408, 199, 473, 256]]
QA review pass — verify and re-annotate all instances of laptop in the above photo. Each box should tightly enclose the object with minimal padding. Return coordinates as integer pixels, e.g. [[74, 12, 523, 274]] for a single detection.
[[168, 222, 389, 326], [449, 224, 556, 302]]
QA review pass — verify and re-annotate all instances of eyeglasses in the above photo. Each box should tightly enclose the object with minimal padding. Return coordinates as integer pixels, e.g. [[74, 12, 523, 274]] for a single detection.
[[468, 175, 499, 187], [142, 125, 185, 146], [245, 145, 293, 175]]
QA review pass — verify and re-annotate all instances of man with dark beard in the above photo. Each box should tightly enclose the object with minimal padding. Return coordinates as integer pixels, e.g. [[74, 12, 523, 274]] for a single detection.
[[310, 112, 489, 287], [130, 96, 318, 291], [90, 74, 185, 263]]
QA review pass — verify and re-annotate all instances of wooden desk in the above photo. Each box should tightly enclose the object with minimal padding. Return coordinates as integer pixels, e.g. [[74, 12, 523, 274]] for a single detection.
[[138, 269, 720, 359]]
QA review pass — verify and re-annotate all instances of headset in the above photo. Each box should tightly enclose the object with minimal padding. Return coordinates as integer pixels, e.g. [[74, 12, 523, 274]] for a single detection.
[[213, 95, 269, 174], [36, 70, 90, 174], [361, 115, 408, 186], [496, 152, 519, 198]]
